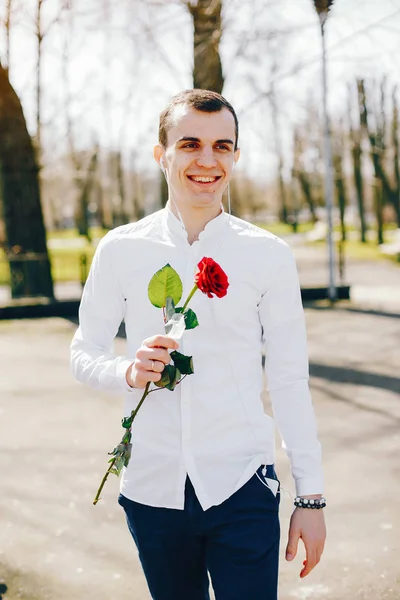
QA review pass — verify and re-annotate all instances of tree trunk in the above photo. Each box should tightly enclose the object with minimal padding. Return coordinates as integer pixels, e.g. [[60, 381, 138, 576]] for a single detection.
[[187, 0, 224, 93], [350, 82, 367, 242], [373, 178, 384, 245], [277, 163, 288, 224], [75, 146, 99, 242], [358, 78, 385, 245], [332, 132, 347, 242], [392, 87, 400, 227], [5, 0, 12, 70], [271, 97, 287, 222], [115, 151, 128, 226], [35, 0, 44, 151], [294, 170, 318, 223], [0, 65, 54, 299], [293, 129, 318, 223]]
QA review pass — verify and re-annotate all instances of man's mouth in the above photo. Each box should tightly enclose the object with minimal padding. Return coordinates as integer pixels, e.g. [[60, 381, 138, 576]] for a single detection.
[[187, 175, 222, 185]]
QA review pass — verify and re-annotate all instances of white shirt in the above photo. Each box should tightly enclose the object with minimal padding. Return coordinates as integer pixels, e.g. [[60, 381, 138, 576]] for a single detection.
[[70, 207, 324, 510]]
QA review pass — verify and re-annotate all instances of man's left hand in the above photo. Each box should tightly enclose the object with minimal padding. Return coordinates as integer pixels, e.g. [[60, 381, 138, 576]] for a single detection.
[[285, 504, 326, 578]]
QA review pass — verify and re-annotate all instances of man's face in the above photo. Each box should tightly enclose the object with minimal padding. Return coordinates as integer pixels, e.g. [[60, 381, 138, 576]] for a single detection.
[[155, 105, 240, 212]]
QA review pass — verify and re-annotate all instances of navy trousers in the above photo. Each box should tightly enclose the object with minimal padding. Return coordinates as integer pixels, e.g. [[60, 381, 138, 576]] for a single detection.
[[118, 465, 280, 600]]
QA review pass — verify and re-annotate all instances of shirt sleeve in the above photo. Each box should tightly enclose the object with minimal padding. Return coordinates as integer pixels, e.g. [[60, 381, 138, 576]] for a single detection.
[[70, 232, 138, 395], [259, 238, 324, 496]]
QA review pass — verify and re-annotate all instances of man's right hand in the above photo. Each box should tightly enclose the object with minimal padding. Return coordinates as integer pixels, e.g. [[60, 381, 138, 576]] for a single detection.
[[126, 335, 179, 389]]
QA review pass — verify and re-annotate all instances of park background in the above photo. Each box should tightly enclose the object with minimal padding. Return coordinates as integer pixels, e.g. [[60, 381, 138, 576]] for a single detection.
[[0, 1, 399, 599]]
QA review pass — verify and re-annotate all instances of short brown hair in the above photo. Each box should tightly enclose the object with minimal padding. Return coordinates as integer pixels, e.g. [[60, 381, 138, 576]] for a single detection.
[[159, 89, 239, 150]]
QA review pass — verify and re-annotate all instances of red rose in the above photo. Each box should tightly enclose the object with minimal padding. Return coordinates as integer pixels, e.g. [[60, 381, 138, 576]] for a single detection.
[[194, 257, 229, 299]]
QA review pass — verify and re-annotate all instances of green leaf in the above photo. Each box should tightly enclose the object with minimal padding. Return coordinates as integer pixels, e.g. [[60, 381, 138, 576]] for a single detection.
[[121, 416, 133, 429], [175, 307, 199, 330], [166, 366, 181, 391], [170, 350, 194, 375], [183, 308, 199, 330], [153, 364, 181, 391], [148, 264, 183, 308], [165, 296, 176, 321], [153, 364, 175, 388]]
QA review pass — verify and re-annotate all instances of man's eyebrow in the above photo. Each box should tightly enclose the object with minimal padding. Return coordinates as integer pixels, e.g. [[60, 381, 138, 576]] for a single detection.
[[215, 139, 234, 145], [178, 137, 200, 142], [177, 136, 234, 145]]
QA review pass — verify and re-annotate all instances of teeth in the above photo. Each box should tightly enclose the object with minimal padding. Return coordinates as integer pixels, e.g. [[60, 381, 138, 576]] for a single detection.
[[191, 176, 218, 183]]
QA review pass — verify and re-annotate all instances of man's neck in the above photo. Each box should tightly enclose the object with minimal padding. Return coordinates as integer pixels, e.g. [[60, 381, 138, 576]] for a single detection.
[[167, 200, 222, 245]]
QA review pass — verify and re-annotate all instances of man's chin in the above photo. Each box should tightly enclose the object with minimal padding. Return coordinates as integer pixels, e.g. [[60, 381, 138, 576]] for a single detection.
[[189, 191, 223, 207], [192, 198, 221, 210]]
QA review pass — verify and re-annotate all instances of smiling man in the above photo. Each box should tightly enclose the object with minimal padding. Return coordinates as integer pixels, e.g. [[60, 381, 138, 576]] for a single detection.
[[71, 89, 326, 600]]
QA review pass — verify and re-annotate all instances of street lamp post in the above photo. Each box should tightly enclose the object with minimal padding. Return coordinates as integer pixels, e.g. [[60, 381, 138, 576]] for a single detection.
[[314, 0, 337, 302]]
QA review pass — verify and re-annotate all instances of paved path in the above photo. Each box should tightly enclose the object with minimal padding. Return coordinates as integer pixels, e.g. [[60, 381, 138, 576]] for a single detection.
[[0, 240, 400, 600], [285, 234, 400, 311]]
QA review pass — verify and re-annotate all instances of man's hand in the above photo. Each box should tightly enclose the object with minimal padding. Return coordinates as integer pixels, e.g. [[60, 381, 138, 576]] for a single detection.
[[126, 335, 179, 389], [285, 503, 326, 578]]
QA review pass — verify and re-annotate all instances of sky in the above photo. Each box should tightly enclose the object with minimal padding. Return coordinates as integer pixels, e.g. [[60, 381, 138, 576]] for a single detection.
[[2, 0, 400, 182]]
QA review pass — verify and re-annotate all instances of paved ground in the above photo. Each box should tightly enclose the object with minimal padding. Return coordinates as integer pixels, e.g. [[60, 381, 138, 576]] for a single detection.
[[1, 243, 400, 600]]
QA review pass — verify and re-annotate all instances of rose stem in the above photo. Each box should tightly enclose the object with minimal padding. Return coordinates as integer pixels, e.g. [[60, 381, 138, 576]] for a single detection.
[[182, 285, 198, 312], [93, 456, 117, 505], [92, 382, 151, 505]]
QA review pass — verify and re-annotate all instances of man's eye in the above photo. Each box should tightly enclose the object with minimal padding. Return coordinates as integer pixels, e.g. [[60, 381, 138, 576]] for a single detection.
[[216, 145, 229, 150], [183, 143, 198, 149]]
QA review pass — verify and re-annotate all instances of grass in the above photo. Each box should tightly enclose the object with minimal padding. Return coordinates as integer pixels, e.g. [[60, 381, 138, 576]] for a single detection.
[[257, 221, 315, 236], [339, 239, 398, 263], [46, 226, 107, 241], [261, 222, 399, 264], [0, 227, 105, 285], [0, 246, 96, 286], [311, 238, 399, 262]]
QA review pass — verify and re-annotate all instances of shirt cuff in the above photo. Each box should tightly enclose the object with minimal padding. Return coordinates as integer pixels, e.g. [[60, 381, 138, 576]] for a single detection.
[[116, 357, 137, 393], [295, 476, 324, 497]]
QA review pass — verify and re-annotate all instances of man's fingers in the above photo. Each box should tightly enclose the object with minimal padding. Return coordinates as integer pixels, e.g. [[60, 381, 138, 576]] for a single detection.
[[143, 335, 179, 350], [147, 359, 165, 373], [135, 363, 162, 382], [286, 527, 300, 561], [300, 544, 318, 578], [141, 347, 171, 366]]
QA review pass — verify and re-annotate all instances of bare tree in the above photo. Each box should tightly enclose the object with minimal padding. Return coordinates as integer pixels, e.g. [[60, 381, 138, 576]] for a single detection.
[[269, 61, 288, 224], [4, 0, 13, 71], [35, 0, 44, 150], [292, 128, 318, 223], [332, 123, 347, 242], [391, 86, 400, 227], [0, 65, 54, 299], [34, 0, 60, 151], [59, 0, 103, 238], [358, 78, 385, 245], [185, 0, 224, 92], [349, 81, 367, 243]]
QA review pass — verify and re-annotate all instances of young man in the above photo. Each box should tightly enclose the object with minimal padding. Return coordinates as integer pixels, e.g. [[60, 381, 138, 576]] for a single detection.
[[70, 89, 326, 600]]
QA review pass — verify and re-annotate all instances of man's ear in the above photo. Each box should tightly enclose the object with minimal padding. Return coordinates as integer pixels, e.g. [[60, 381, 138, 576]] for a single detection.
[[234, 147, 241, 165], [153, 144, 164, 169]]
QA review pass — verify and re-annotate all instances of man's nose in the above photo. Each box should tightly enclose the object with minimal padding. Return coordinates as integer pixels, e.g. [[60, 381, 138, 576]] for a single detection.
[[196, 148, 217, 168]]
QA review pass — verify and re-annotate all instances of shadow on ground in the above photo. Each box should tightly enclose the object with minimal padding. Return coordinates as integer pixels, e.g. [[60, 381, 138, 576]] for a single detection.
[[0, 583, 8, 599], [309, 362, 400, 394], [305, 303, 400, 321]]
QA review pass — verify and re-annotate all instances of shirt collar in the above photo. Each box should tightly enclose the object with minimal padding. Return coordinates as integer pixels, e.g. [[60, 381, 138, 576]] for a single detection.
[[164, 203, 227, 242]]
